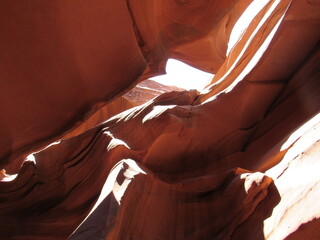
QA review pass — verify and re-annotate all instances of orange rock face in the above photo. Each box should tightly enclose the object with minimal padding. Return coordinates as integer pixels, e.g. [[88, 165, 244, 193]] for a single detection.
[[0, 0, 320, 239]]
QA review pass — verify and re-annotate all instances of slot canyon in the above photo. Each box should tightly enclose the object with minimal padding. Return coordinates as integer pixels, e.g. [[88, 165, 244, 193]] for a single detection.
[[0, 0, 319, 239]]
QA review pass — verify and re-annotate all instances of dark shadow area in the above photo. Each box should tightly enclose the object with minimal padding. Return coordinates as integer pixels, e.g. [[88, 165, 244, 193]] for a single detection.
[[68, 163, 131, 240], [285, 218, 320, 240], [68, 192, 119, 240], [232, 182, 281, 240]]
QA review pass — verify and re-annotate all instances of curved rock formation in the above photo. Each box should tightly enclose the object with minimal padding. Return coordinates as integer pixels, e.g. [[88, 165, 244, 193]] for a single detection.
[[0, 0, 320, 239]]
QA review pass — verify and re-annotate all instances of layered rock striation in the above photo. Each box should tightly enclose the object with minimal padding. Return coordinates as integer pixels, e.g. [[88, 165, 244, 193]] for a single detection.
[[0, 0, 319, 239]]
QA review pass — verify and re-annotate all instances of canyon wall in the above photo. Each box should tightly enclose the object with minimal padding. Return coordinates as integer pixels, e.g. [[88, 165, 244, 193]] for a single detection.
[[0, 0, 319, 239]]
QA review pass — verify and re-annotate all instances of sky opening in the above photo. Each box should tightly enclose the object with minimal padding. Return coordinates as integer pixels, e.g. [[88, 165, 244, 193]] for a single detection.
[[150, 59, 214, 91]]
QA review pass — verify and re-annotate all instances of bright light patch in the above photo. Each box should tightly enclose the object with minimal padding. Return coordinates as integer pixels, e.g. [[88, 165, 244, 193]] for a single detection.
[[26, 153, 36, 164], [71, 159, 146, 235], [224, 7, 287, 94], [202, 0, 289, 101], [150, 59, 213, 91], [280, 113, 320, 151], [0, 172, 18, 182], [142, 105, 176, 123], [227, 0, 270, 56]]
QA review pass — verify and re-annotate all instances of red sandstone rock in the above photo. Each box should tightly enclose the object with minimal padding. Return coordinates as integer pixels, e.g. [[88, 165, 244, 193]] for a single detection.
[[0, 0, 147, 167], [61, 80, 183, 141], [0, 0, 320, 239]]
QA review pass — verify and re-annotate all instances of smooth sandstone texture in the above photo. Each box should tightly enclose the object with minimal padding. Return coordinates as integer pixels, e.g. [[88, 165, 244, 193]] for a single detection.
[[60, 80, 184, 142], [0, 0, 320, 239], [0, 0, 243, 168], [0, 0, 147, 166]]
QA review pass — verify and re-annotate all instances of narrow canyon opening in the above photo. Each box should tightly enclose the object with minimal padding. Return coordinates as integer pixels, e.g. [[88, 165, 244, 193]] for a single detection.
[[0, 0, 319, 239]]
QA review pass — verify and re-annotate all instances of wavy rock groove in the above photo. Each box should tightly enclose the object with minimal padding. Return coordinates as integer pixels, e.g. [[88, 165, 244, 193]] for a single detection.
[[0, 0, 320, 239]]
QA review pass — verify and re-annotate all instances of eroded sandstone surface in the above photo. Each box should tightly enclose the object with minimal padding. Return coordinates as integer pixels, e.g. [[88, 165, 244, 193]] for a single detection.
[[0, 0, 319, 239]]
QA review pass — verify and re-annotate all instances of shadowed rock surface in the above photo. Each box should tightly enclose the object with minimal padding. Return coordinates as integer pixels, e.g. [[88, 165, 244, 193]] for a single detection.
[[0, 0, 320, 239]]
